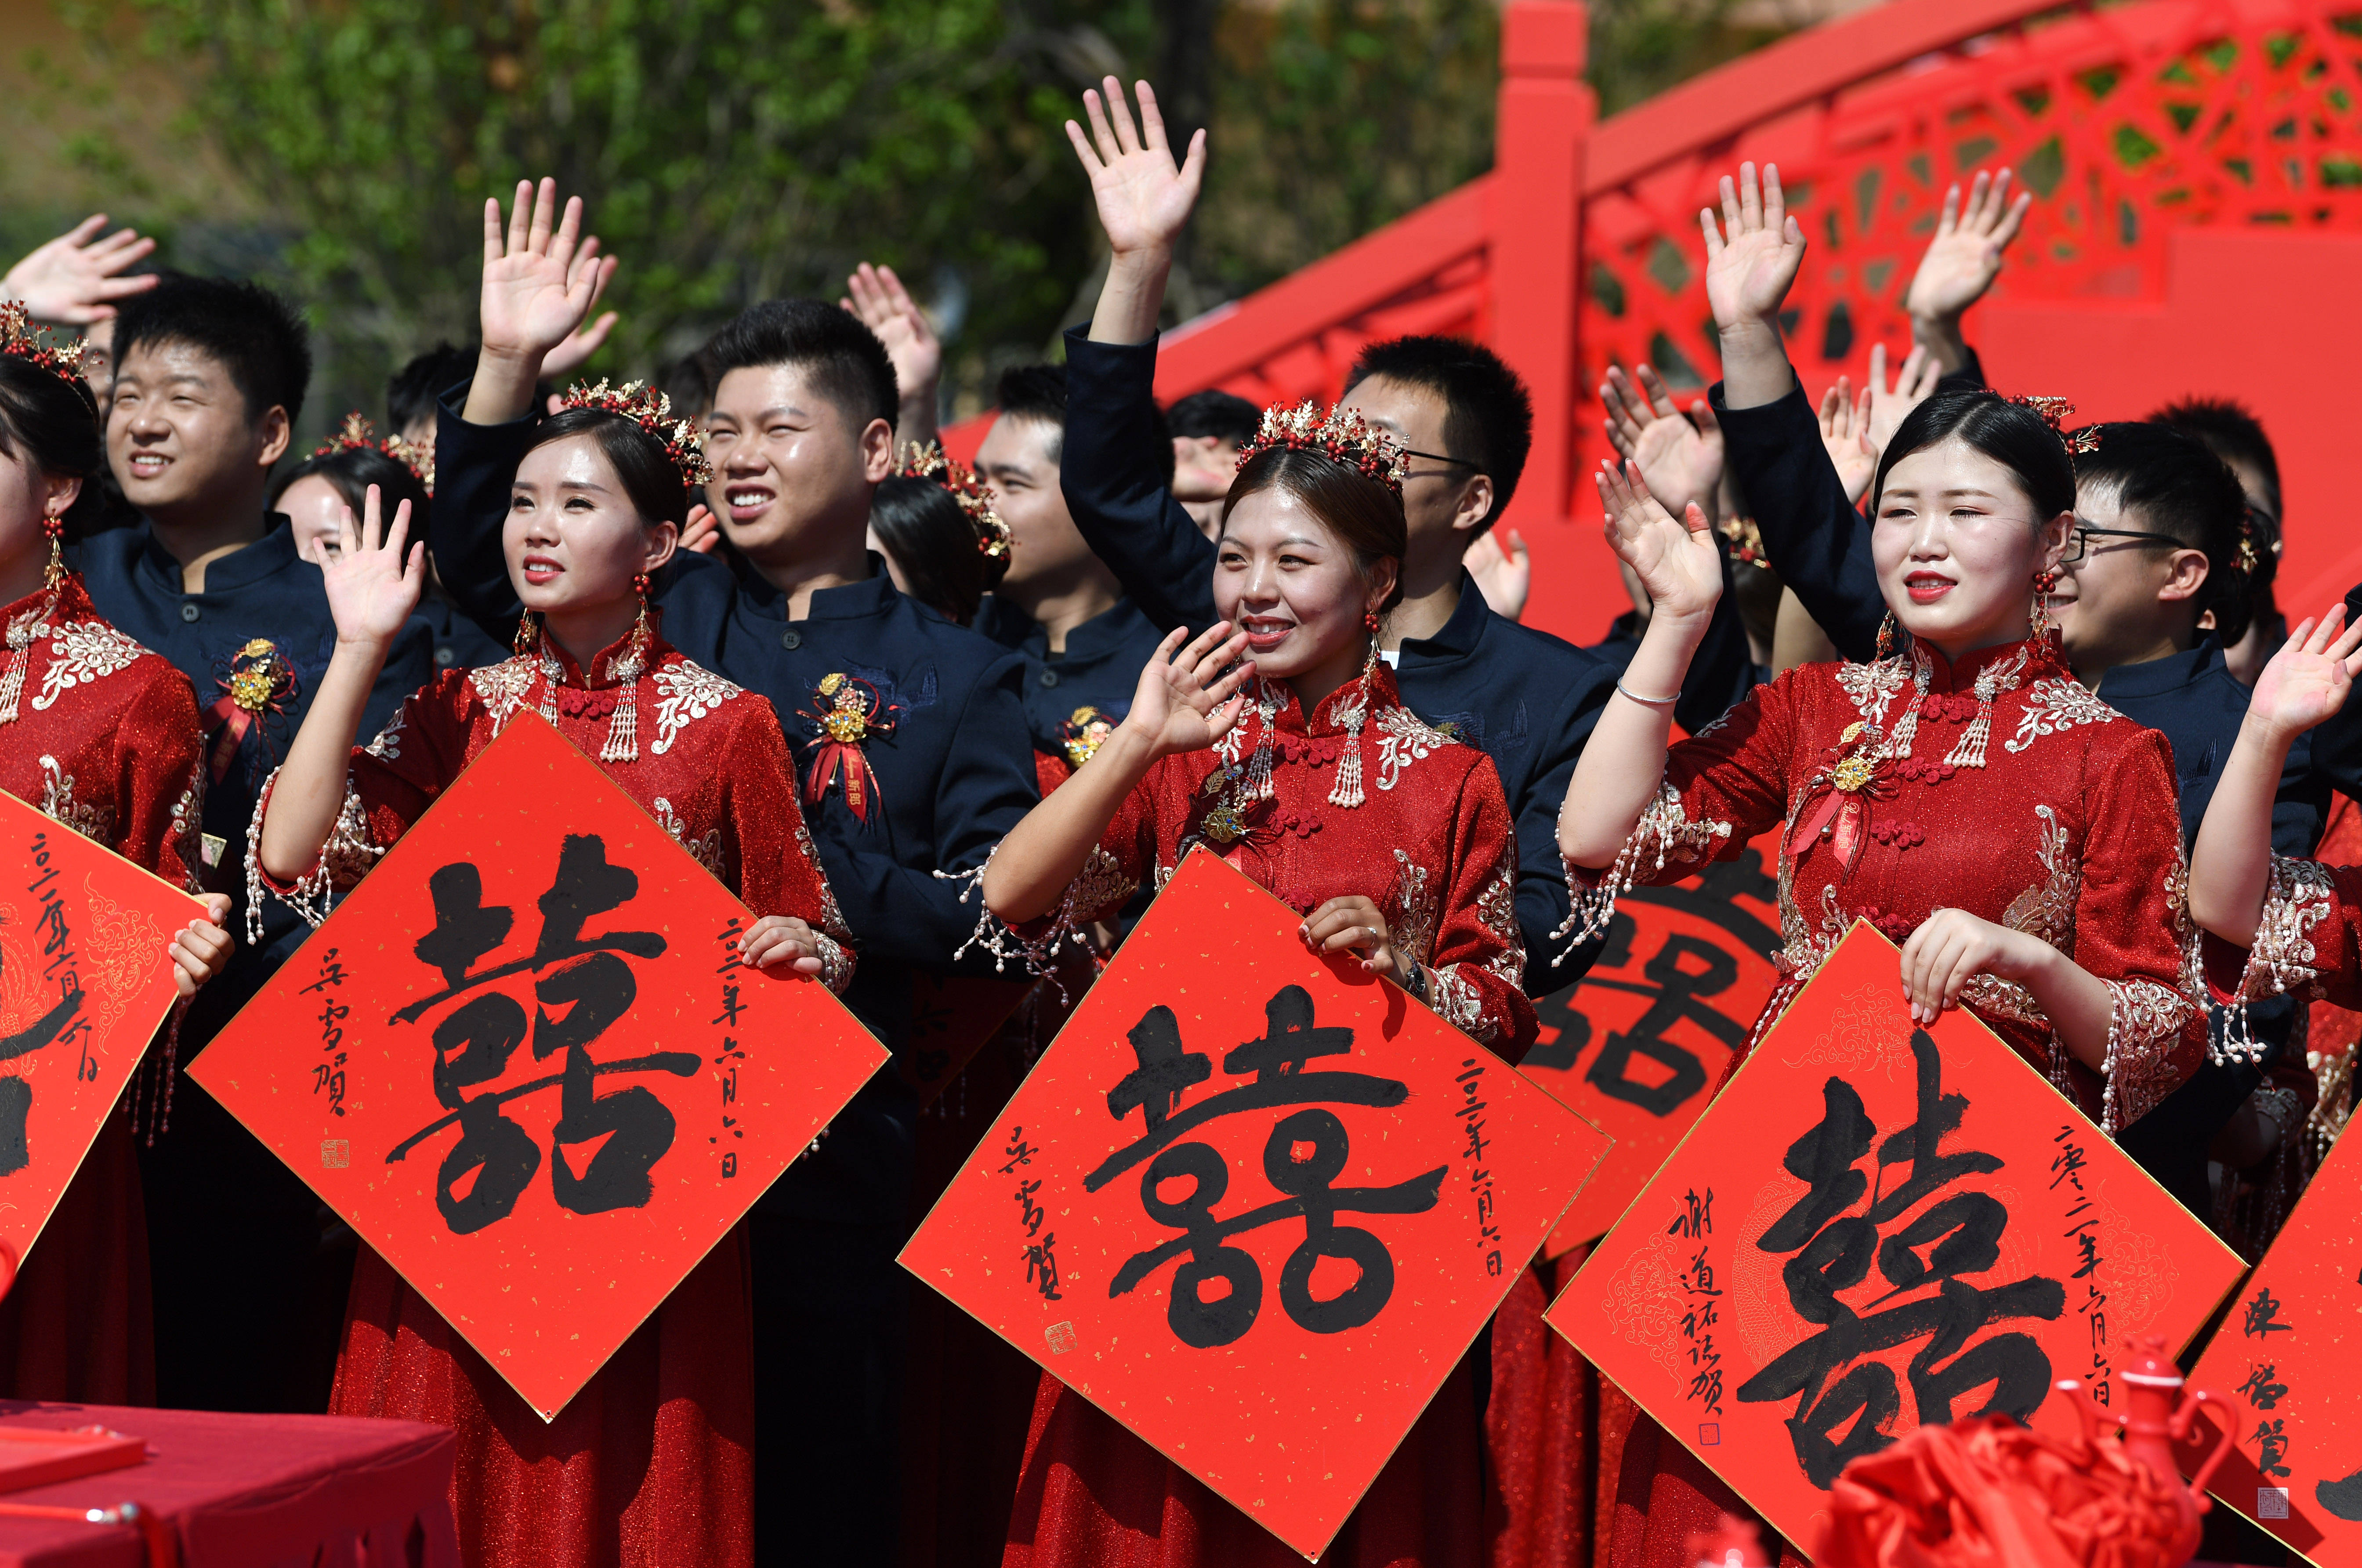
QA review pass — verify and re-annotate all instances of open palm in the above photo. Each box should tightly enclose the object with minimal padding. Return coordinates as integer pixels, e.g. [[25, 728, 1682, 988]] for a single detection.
[[2250, 607, 2362, 737], [1066, 78, 1206, 257], [479, 178, 614, 364], [1597, 460, 1722, 623], [1603, 363, 1723, 517], [1701, 162, 1807, 333], [1905, 169, 2031, 322], [1127, 623, 1254, 759], [322, 487, 425, 648]]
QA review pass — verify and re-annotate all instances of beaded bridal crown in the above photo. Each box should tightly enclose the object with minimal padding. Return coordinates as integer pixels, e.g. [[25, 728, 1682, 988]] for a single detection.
[[895, 440, 1012, 560], [0, 302, 88, 387], [561, 379, 714, 488], [1233, 401, 1410, 494]]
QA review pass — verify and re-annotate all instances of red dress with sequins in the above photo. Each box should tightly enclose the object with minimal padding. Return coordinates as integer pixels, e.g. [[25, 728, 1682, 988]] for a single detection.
[[1575, 636, 2204, 1568], [0, 573, 204, 1405], [255, 628, 853, 1568], [997, 665, 1536, 1568]]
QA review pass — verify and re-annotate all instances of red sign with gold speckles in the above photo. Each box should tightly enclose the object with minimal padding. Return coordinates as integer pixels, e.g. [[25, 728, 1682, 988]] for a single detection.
[[0, 787, 203, 1284], [192, 714, 887, 1420], [1548, 921, 2242, 1555], [900, 848, 1607, 1561]]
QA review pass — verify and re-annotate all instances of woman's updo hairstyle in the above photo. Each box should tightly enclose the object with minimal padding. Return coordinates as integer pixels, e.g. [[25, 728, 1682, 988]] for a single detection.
[[1869, 389, 2077, 527], [270, 443, 432, 530], [1221, 445, 1409, 613], [872, 475, 1010, 626], [0, 355, 107, 533], [520, 409, 692, 531]]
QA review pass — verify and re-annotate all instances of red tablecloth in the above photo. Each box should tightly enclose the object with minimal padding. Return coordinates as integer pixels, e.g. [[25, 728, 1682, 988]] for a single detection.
[[0, 1402, 456, 1568]]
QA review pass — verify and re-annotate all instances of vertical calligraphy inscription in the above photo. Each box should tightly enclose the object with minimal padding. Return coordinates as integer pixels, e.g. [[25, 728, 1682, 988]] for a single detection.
[[1088, 985, 1446, 1350], [1672, 1187, 1723, 1430], [1458, 1057, 1502, 1277], [1000, 1124, 1061, 1302], [0, 831, 94, 1175], [1735, 1028, 2065, 1488], [2049, 1125, 2108, 1405], [712, 916, 746, 1179], [2238, 1283, 2296, 1482], [383, 835, 699, 1235], [304, 948, 350, 1117]]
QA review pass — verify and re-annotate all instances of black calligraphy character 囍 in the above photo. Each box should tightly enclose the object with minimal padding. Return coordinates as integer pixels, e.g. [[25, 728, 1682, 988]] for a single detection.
[[1096, 986, 1441, 1350], [2242, 1287, 2293, 1339], [1736, 1029, 2063, 1488], [387, 838, 694, 1235]]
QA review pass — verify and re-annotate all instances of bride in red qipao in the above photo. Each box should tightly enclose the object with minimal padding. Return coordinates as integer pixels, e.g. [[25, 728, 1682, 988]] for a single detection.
[[977, 401, 1536, 1567], [1556, 386, 2203, 1562], [0, 308, 233, 1403], [251, 387, 853, 1568]]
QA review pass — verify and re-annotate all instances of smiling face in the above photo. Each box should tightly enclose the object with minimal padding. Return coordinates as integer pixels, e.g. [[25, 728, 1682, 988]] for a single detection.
[[503, 433, 675, 618], [107, 339, 288, 525], [1871, 436, 2069, 656], [1214, 485, 1394, 704], [2049, 478, 2208, 673], [976, 410, 1091, 598], [700, 364, 892, 570], [276, 473, 350, 565]]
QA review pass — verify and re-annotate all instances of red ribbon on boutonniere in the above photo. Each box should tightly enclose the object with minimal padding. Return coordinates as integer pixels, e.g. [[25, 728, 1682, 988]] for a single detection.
[[1783, 721, 1895, 881], [205, 637, 300, 783], [798, 672, 897, 823]]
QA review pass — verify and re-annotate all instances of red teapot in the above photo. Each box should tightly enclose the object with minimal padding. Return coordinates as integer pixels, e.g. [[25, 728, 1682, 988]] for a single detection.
[[2055, 1333, 2239, 1565]]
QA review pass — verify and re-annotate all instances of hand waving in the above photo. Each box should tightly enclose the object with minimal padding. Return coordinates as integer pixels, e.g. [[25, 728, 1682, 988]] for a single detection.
[[1817, 377, 1877, 504], [1602, 363, 1724, 518], [1465, 527, 1531, 621], [2, 216, 158, 325], [1865, 341, 1943, 455], [1904, 169, 2031, 324], [2248, 605, 2362, 741], [843, 263, 941, 402], [479, 178, 616, 369], [322, 485, 425, 649], [543, 310, 620, 381], [1701, 163, 1807, 336], [1597, 459, 1722, 625], [1067, 78, 1206, 258], [1123, 623, 1254, 760]]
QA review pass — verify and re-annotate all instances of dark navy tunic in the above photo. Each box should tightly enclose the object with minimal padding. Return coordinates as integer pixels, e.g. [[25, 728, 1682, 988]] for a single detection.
[[973, 592, 1165, 759], [1059, 327, 1628, 997], [70, 515, 439, 1415]]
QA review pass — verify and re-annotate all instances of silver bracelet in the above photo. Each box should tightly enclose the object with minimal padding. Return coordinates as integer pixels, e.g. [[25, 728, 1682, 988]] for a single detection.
[[1614, 677, 1681, 708]]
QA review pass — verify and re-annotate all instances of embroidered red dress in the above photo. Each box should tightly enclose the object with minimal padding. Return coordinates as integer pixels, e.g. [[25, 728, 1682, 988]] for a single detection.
[[253, 625, 852, 1568], [990, 663, 1535, 1568], [1570, 636, 2204, 1568], [0, 572, 204, 1405]]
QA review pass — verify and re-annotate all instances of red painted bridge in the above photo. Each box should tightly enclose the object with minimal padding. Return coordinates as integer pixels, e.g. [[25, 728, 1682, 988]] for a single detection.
[[955, 0, 2362, 645]]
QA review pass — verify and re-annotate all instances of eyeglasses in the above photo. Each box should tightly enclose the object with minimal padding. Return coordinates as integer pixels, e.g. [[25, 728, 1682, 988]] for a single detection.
[[2063, 524, 2185, 564], [1399, 448, 1479, 478]]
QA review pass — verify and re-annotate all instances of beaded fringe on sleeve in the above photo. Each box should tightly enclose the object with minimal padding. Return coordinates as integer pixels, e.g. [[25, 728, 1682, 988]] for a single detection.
[[2209, 852, 2340, 1069], [2097, 978, 2197, 1134], [1551, 779, 1732, 967], [937, 843, 1139, 988], [242, 765, 385, 942]]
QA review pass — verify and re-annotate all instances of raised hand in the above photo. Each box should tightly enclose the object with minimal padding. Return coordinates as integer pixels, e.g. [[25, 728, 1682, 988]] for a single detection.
[[322, 485, 426, 649], [1, 216, 158, 324], [2247, 605, 2362, 741], [1602, 363, 1723, 519], [1067, 77, 1206, 258], [1817, 377, 1876, 503], [1597, 458, 1722, 625], [842, 263, 941, 406], [1122, 623, 1254, 759], [1905, 169, 2031, 325], [1700, 163, 1807, 336], [543, 309, 620, 382], [1465, 527, 1530, 620], [679, 503, 721, 556], [479, 178, 616, 369], [1864, 341, 1942, 455]]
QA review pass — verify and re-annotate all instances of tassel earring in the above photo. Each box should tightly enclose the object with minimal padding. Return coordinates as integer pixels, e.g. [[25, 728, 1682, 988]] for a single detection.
[[1328, 605, 1383, 810], [1875, 608, 1898, 662], [2030, 568, 2059, 642], [1, 510, 65, 726], [513, 611, 541, 659], [600, 573, 652, 763]]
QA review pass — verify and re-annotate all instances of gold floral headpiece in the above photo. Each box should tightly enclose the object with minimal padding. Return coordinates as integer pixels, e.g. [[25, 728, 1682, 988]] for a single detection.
[[1718, 514, 1768, 570], [2010, 395, 2102, 463], [0, 302, 89, 387], [561, 379, 713, 489], [1233, 400, 1409, 494], [312, 412, 435, 496], [895, 440, 1011, 561]]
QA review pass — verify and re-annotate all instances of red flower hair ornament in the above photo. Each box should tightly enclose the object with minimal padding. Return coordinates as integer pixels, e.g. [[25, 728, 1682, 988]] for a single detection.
[[895, 440, 1011, 561], [560, 379, 713, 489], [313, 412, 435, 496], [1233, 400, 1410, 494], [0, 302, 89, 387]]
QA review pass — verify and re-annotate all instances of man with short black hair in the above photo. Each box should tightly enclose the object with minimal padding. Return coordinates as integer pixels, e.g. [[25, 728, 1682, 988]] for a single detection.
[[973, 363, 1167, 767], [2152, 395, 2284, 684], [1165, 385, 1259, 536], [427, 183, 1039, 1566], [76, 272, 440, 1414]]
